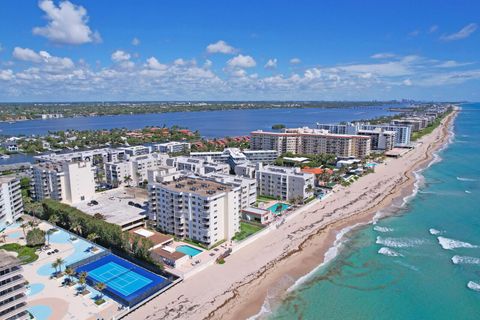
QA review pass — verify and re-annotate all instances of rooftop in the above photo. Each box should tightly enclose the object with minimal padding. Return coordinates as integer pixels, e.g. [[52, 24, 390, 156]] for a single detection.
[[0, 251, 20, 268], [159, 177, 232, 197]]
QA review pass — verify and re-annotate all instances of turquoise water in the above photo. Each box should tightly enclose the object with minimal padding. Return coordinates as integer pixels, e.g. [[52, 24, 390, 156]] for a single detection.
[[27, 283, 45, 297], [176, 245, 202, 257], [267, 203, 290, 215], [269, 104, 480, 320], [28, 305, 53, 320]]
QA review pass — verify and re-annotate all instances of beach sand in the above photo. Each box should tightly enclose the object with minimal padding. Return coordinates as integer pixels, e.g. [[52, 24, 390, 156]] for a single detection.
[[125, 109, 457, 320]]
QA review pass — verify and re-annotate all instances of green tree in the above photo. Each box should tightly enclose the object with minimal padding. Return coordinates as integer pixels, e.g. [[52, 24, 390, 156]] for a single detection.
[[48, 214, 59, 226], [87, 232, 99, 243], [26, 228, 45, 247], [46, 229, 55, 246], [78, 272, 88, 292], [95, 282, 106, 299], [64, 267, 75, 284], [54, 257, 65, 274], [123, 175, 133, 187]]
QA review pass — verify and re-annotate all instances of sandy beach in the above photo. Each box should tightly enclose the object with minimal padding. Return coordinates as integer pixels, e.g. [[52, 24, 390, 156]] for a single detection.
[[124, 109, 457, 320]]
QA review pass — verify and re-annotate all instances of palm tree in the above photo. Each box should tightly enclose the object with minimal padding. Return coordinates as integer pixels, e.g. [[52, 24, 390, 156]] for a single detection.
[[87, 233, 99, 243], [51, 260, 59, 275], [123, 175, 133, 187], [64, 267, 75, 284], [20, 223, 28, 237], [95, 282, 106, 299], [48, 214, 59, 226], [78, 272, 87, 293], [46, 229, 55, 246], [71, 222, 82, 236], [55, 257, 65, 274]]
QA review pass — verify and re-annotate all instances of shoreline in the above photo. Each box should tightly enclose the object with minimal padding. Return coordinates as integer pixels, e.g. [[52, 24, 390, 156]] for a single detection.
[[124, 109, 457, 320], [225, 109, 458, 320]]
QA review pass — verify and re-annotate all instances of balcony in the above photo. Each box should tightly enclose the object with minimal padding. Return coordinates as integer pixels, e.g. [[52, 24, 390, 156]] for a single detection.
[[0, 294, 27, 314]]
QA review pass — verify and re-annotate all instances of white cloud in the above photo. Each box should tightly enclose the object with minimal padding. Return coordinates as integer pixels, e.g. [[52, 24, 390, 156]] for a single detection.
[[111, 50, 131, 62], [408, 30, 420, 37], [403, 79, 412, 86], [227, 54, 256, 68], [264, 58, 277, 69], [371, 53, 396, 59], [145, 57, 167, 70], [131, 37, 140, 46], [0, 69, 14, 81], [33, 0, 101, 45], [435, 60, 473, 68], [13, 47, 43, 62], [290, 58, 301, 64], [429, 25, 439, 33], [441, 23, 478, 41], [206, 40, 236, 54]]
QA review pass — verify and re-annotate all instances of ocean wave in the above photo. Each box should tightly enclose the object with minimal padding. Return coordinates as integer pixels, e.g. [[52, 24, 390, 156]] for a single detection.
[[286, 222, 364, 293], [465, 190, 472, 194], [437, 237, 478, 250], [457, 177, 477, 182], [373, 226, 393, 233], [451, 255, 480, 265], [429, 228, 442, 235], [467, 281, 480, 292], [376, 236, 425, 248], [378, 247, 403, 257]]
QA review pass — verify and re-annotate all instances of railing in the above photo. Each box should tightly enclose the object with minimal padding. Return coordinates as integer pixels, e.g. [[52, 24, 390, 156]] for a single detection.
[[67, 250, 110, 270]]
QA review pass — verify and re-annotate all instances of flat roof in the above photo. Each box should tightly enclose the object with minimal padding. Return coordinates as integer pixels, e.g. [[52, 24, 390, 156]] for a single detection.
[[159, 177, 232, 197], [74, 187, 147, 227], [129, 227, 173, 246], [0, 251, 19, 268], [242, 207, 269, 216]]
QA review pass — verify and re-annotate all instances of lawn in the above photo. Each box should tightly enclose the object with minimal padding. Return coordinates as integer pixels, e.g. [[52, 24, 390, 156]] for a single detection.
[[233, 222, 263, 241], [0, 243, 39, 264]]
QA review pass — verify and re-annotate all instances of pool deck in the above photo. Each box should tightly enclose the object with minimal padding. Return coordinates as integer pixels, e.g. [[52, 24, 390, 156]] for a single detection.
[[2, 218, 121, 320]]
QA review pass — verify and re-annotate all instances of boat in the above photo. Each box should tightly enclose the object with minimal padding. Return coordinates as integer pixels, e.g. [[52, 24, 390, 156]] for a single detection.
[[0, 154, 10, 159]]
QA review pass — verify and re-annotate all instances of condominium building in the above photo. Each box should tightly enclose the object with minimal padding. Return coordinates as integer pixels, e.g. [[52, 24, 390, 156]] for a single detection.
[[152, 141, 191, 154], [34, 148, 126, 165], [166, 157, 229, 175], [120, 145, 151, 157], [104, 153, 169, 187], [391, 119, 424, 132], [357, 129, 396, 151], [234, 162, 258, 179], [317, 122, 412, 147], [0, 252, 29, 320], [190, 148, 277, 171], [251, 127, 371, 158], [205, 172, 257, 209], [149, 177, 240, 247], [256, 165, 315, 201], [30, 161, 96, 204], [0, 176, 23, 226]]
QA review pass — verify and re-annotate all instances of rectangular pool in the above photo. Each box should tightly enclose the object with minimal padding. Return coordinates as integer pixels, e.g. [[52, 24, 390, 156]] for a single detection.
[[267, 203, 290, 215], [176, 245, 202, 257]]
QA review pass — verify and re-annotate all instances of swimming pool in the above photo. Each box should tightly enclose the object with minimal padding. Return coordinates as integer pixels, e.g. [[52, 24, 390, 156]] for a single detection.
[[28, 305, 52, 320], [27, 283, 45, 297], [176, 245, 202, 257], [75, 254, 170, 307], [267, 203, 290, 214]]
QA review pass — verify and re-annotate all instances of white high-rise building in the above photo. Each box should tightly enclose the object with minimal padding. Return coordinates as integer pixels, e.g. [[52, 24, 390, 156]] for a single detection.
[[0, 252, 29, 320], [205, 172, 257, 209], [0, 175, 23, 226], [149, 177, 240, 247], [30, 161, 96, 204], [256, 165, 315, 202]]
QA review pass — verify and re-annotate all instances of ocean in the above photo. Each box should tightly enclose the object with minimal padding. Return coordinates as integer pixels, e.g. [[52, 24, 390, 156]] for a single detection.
[[267, 103, 480, 320]]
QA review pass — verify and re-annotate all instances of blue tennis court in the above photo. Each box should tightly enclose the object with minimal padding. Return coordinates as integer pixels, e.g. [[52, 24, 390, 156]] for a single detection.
[[75, 254, 171, 307]]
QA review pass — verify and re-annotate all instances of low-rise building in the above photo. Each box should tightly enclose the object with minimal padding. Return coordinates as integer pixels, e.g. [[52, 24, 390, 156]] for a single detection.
[[152, 141, 191, 154], [190, 148, 277, 171], [0, 175, 23, 226], [0, 252, 29, 320], [234, 162, 258, 179], [256, 165, 315, 202], [241, 207, 273, 225], [167, 157, 229, 175], [120, 145, 151, 157], [149, 177, 241, 247], [30, 161, 96, 204]]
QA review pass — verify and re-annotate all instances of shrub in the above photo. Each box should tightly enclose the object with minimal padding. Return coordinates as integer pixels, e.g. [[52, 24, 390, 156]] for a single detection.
[[26, 228, 45, 247]]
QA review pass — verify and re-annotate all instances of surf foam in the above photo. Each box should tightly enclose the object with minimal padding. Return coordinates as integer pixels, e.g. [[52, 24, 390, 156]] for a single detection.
[[457, 177, 477, 182], [429, 228, 442, 235], [376, 236, 425, 248], [437, 237, 478, 250], [378, 247, 403, 257], [451, 255, 480, 265], [467, 281, 480, 292], [373, 226, 393, 233]]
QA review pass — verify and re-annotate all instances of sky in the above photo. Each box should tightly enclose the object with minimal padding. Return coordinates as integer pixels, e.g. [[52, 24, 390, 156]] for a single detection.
[[0, 0, 479, 102]]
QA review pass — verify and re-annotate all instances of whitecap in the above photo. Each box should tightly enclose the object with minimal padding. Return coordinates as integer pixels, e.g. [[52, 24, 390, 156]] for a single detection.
[[465, 190, 472, 194], [373, 226, 393, 233], [437, 236, 478, 250], [451, 255, 480, 265], [467, 281, 480, 292], [376, 236, 425, 248], [429, 228, 442, 235], [378, 247, 403, 257], [457, 177, 477, 182]]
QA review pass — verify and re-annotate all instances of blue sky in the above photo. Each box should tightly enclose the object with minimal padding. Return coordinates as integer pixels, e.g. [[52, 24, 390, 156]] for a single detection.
[[0, 0, 479, 102]]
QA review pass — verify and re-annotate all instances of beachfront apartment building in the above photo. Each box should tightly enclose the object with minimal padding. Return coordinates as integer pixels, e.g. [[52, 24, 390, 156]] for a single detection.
[[34, 148, 127, 165], [190, 148, 277, 171], [204, 172, 257, 209], [357, 129, 396, 151], [104, 153, 169, 187], [151, 141, 191, 154], [30, 161, 96, 204], [317, 122, 413, 148], [120, 145, 151, 157], [256, 165, 315, 202], [0, 252, 29, 320], [149, 177, 240, 247], [0, 176, 23, 226], [251, 127, 371, 159], [166, 156, 230, 175]]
